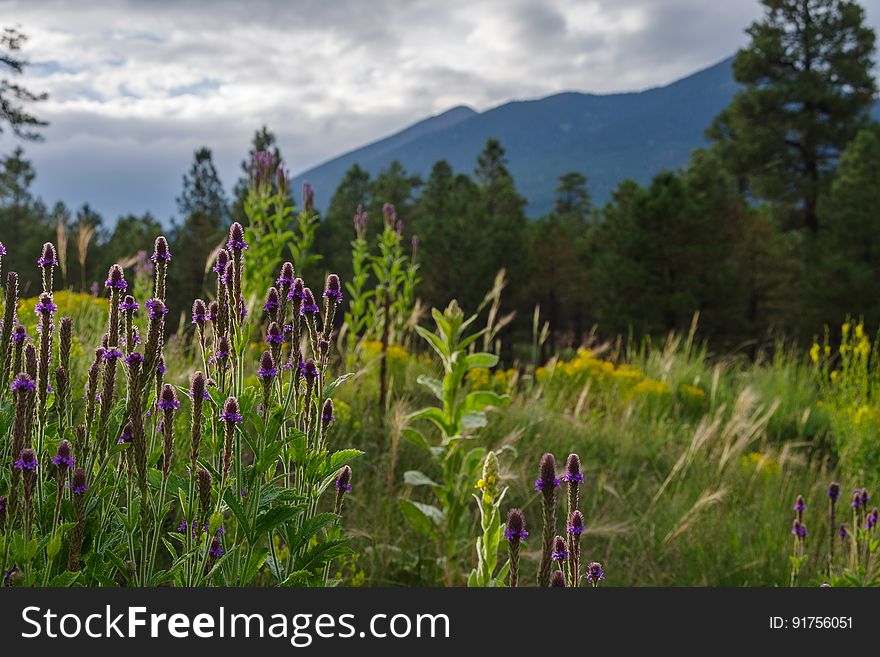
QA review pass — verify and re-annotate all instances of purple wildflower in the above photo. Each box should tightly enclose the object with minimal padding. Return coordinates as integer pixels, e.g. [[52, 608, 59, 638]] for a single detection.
[[839, 523, 849, 539], [828, 482, 840, 504], [11, 373, 36, 393], [70, 468, 88, 495], [192, 299, 207, 324], [264, 287, 280, 314], [551, 536, 568, 561], [276, 262, 295, 288], [14, 448, 38, 471], [11, 325, 27, 344], [156, 359, 167, 375], [792, 519, 808, 538], [118, 423, 133, 444], [534, 453, 560, 493], [227, 222, 248, 251], [119, 295, 138, 312], [151, 236, 171, 263], [212, 250, 229, 274], [37, 242, 58, 267], [585, 562, 605, 585], [157, 385, 180, 411], [266, 322, 284, 345], [220, 397, 244, 424], [103, 348, 123, 362], [321, 398, 335, 426], [302, 182, 314, 212], [334, 465, 352, 493], [104, 264, 128, 291], [504, 508, 528, 541], [209, 537, 224, 558], [52, 440, 75, 469], [258, 351, 277, 380], [561, 453, 584, 483], [567, 510, 585, 535], [867, 508, 879, 530], [323, 274, 343, 302], [793, 495, 806, 512], [146, 298, 167, 320], [34, 293, 57, 316], [300, 287, 319, 315], [125, 352, 143, 367]]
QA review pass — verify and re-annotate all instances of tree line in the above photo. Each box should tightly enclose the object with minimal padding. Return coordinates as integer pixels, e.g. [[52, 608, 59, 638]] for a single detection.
[[3, 0, 880, 356]]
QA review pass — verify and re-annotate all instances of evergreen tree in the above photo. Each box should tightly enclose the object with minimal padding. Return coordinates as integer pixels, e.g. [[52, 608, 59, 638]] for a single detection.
[[554, 171, 591, 219], [315, 164, 372, 283], [168, 147, 229, 320], [813, 125, 880, 327], [0, 147, 52, 293], [0, 27, 47, 140], [472, 139, 529, 315], [710, 0, 876, 233]]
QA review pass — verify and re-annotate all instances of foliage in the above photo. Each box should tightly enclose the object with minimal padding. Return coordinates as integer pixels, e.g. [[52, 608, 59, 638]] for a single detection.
[[400, 300, 509, 584]]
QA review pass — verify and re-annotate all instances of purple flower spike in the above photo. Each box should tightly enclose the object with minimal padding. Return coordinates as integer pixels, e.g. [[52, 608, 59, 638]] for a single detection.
[[534, 453, 560, 493], [828, 482, 840, 504], [265, 321, 284, 345], [70, 468, 88, 495], [220, 397, 244, 424], [791, 519, 808, 538], [321, 398, 335, 426], [212, 249, 229, 274], [52, 440, 75, 469], [209, 537, 224, 558], [151, 236, 171, 263], [264, 287, 280, 314], [104, 264, 127, 291], [839, 523, 848, 539], [34, 293, 57, 316], [145, 298, 167, 320], [118, 423, 134, 444], [276, 261, 295, 288], [14, 448, 38, 471], [125, 352, 143, 367], [258, 351, 277, 380], [11, 373, 36, 393], [561, 453, 583, 483], [119, 295, 138, 312], [334, 465, 352, 493], [551, 536, 568, 561], [12, 325, 28, 344], [227, 222, 248, 251], [323, 274, 343, 302], [157, 384, 179, 411], [793, 495, 806, 512], [191, 299, 207, 324], [300, 287, 319, 315], [567, 510, 585, 535], [504, 508, 528, 541], [37, 242, 58, 267], [103, 348, 123, 362], [585, 562, 604, 585]]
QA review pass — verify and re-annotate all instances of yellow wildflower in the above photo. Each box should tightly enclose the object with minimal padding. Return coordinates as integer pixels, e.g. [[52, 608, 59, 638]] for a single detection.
[[809, 343, 820, 364]]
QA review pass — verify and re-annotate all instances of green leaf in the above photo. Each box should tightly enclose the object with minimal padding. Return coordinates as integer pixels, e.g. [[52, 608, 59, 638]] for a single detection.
[[461, 411, 488, 431], [254, 505, 302, 536], [403, 470, 440, 487], [415, 325, 447, 359], [323, 373, 355, 398], [463, 390, 509, 413], [398, 499, 444, 538], [401, 427, 433, 453], [416, 375, 444, 401], [465, 353, 499, 370], [407, 406, 452, 435], [48, 571, 81, 587]]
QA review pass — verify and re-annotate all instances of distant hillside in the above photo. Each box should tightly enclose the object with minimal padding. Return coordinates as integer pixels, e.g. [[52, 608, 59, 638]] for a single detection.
[[292, 56, 741, 216]]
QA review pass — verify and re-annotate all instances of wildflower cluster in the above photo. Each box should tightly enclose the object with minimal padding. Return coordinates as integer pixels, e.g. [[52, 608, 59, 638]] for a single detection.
[[0, 211, 360, 586]]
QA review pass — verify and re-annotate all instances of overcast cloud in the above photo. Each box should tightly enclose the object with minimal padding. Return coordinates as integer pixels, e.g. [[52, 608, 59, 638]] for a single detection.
[[1, 0, 879, 223]]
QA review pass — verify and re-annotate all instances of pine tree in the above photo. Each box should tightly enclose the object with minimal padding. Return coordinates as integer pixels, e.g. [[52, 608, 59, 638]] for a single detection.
[[168, 147, 229, 319], [710, 0, 876, 233], [0, 27, 47, 140], [315, 164, 372, 283]]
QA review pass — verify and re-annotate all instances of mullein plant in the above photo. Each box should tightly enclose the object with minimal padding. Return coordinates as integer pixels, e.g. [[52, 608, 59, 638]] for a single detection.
[[401, 299, 509, 585], [0, 225, 360, 587], [788, 484, 879, 587], [467, 451, 510, 587]]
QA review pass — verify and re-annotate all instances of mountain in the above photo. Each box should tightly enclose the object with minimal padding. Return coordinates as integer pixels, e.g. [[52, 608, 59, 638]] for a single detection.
[[291, 56, 740, 216]]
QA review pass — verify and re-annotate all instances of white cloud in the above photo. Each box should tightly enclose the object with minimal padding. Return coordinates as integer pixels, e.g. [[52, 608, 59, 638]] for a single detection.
[[1, 0, 878, 222]]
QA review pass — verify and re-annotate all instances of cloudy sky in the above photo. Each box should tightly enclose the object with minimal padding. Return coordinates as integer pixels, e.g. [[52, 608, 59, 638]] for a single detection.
[[2, 0, 880, 224]]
